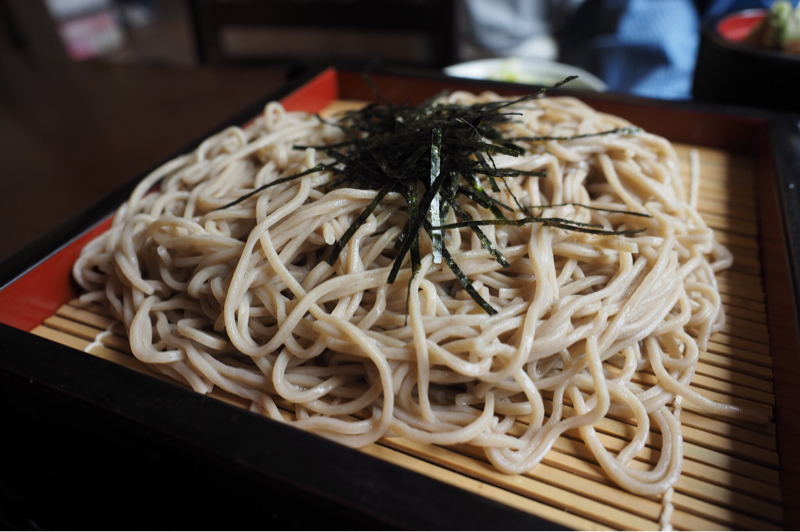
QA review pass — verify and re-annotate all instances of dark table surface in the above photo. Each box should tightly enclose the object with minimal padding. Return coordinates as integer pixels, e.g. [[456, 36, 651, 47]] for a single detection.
[[0, 55, 290, 263]]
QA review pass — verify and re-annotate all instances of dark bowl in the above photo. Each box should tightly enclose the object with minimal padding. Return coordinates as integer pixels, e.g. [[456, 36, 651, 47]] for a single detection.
[[692, 8, 800, 112]]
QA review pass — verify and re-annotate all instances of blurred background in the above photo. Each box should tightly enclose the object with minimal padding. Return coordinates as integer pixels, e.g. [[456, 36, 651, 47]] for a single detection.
[[0, 0, 797, 262]]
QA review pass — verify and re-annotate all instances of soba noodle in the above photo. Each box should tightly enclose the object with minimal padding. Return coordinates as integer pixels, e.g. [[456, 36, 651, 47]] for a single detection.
[[72, 91, 760, 499]]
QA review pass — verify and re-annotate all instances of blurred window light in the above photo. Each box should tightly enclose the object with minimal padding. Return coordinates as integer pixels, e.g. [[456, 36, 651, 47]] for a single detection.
[[44, 0, 124, 60]]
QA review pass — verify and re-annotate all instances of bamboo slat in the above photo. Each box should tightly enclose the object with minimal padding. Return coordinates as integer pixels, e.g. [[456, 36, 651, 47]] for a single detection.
[[30, 133, 785, 530]]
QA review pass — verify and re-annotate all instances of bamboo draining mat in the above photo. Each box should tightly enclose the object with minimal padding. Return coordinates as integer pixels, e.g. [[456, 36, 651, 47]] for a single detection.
[[30, 131, 783, 530]]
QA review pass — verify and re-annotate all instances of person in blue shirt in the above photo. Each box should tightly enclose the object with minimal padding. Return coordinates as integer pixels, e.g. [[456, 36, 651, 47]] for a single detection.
[[459, 0, 794, 100], [557, 0, 790, 99]]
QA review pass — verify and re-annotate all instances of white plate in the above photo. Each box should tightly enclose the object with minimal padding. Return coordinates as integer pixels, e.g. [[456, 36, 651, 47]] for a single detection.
[[444, 57, 608, 92]]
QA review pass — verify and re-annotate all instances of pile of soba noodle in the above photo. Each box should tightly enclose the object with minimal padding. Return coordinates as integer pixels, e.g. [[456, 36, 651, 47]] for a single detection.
[[73, 90, 752, 497]]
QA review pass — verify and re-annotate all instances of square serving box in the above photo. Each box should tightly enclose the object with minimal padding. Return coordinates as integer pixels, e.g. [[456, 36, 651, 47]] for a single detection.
[[1, 66, 798, 530]]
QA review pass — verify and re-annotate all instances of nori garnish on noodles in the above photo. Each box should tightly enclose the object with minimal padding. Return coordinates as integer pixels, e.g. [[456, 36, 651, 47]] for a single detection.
[[220, 77, 647, 315]]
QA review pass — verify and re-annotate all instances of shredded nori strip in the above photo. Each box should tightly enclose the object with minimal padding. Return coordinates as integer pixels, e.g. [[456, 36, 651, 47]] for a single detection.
[[433, 217, 646, 237], [429, 127, 445, 264], [516, 127, 641, 142], [220, 78, 646, 314]]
